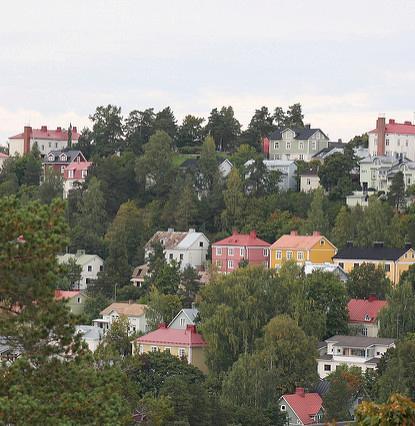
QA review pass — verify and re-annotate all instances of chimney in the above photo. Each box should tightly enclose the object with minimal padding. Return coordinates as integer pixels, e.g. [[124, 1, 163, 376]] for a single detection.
[[373, 241, 384, 248], [404, 121, 412, 125], [312, 231, 321, 236], [158, 323, 167, 329], [41, 125, 47, 132], [232, 228, 238, 236], [290, 230, 298, 236], [368, 294, 377, 302], [23, 126, 32, 155], [389, 119, 395, 124], [72, 126, 77, 133], [376, 116, 386, 156], [167, 228, 174, 233], [56, 126, 62, 132], [186, 324, 196, 333], [295, 387, 305, 397], [305, 124, 311, 129], [262, 137, 270, 159], [249, 230, 257, 239], [405, 242, 412, 250], [188, 228, 195, 233]]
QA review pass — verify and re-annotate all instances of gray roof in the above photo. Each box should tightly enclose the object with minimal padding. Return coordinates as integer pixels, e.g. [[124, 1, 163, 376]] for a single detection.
[[44, 150, 85, 164], [181, 308, 199, 322], [333, 246, 409, 261], [75, 325, 104, 341], [269, 126, 328, 141], [326, 335, 395, 348], [57, 251, 103, 266], [145, 229, 208, 251]]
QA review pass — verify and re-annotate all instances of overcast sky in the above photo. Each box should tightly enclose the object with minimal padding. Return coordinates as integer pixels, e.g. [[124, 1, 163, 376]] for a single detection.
[[1, 0, 415, 144]]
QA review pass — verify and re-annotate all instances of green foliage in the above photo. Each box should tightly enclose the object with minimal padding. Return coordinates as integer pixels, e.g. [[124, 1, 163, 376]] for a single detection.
[[347, 263, 392, 300], [124, 108, 155, 154], [179, 266, 201, 306], [58, 257, 82, 290], [205, 106, 241, 151], [154, 106, 177, 139], [221, 168, 245, 231], [96, 315, 132, 358], [176, 114, 205, 147], [38, 167, 63, 204], [145, 286, 183, 329], [304, 187, 329, 235], [388, 171, 406, 211]]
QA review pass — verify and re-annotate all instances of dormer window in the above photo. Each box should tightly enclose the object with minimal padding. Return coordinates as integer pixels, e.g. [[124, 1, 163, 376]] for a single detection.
[[48, 154, 54, 162], [364, 314, 371, 321], [60, 153, 67, 162]]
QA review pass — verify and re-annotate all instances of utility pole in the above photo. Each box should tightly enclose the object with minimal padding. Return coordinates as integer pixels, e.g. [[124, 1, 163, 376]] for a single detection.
[[114, 283, 118, 302]]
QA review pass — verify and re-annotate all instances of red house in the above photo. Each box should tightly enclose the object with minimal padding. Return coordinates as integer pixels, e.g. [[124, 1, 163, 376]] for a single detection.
[[211, 230, 270, 273]]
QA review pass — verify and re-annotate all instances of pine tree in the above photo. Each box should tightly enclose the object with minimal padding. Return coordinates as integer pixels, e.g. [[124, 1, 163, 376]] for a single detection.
[[222, 168, 245, 230], [305, 188, 329, 235]]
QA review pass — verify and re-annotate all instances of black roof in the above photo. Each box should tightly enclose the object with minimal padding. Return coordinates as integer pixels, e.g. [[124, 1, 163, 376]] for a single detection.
[[333, 246, 409, 261], [268, 126, 328, 141], [180, 158, 199, 170]]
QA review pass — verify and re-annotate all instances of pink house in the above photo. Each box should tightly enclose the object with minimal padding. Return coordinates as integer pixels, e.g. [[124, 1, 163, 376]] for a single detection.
[[63, 161, 92, 198], [211, 230, 270, 273]]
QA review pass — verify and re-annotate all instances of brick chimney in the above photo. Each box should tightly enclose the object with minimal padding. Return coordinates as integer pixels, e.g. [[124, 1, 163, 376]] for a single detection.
[[56, 126, 62, 132], [23, 126, 32, 154], [72, 126, 77, 133], [186, 324, 196, 333], [295, 387, 305, 397], [249, 230, 257, 239], [158, 323, 167, 329], [41, 125, 47, 132], [368, 294, 377, 302], [312, 231, 321, 236], [290, 230, 298, 236], [376, 116, 386, 156]]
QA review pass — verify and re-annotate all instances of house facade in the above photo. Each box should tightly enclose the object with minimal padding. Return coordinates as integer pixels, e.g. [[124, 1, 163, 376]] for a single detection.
[[300, 172, 321, 192], [346, 190, 376, 208], [317, 335, 395, 378], [303, 261, 348, 282], [278, 387, 324, 425], [63, 161, 92, 198], [333, 245, 415, 285], [43, 150, 87, 176], [348, 296, 388, 337], [211, 230, 270, 273], [8, 125, 80, 158], [168, 308, 199, 329], [368, 116, 415, 160], [75, 325, 104, 352], [131, 264, 149, 287], [135, 323, 208, 373], [270, 231, 337, 270], [0, 152, 9, 170], [266, 125, 329, 162], [57, 250, 104, 290], [244, 159, 297, 191], [54, 290, 88, 316], [145, 228, 209, 271], [93, 302, 148, 334]]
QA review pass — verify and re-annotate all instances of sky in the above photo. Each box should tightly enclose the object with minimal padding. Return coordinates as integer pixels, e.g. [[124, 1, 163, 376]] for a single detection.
[[1, 0, 415, 144]]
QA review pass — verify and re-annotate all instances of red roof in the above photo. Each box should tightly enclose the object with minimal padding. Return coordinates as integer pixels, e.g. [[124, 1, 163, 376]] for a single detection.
[[282, 388, 323, 425], [369, 120, 415, 136], [0, 153, 8, 159], [9, 127, 80, 141], [213, 230, 270, 247], [271, 231, 333, 250], [136, 324, 207, 347], [54, 290, 81, 301], [348, 297, 388, 324]]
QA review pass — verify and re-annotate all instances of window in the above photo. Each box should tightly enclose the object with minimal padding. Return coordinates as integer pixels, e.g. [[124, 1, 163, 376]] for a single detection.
[[307, 178, 311, 185], [68, 170, 74, 178], [338, 262, 344, 269], [274, 142, 279, 149], [324, 364, 331, 372], [164, 347, 171, 353], [263, 248, 269, 257], [320, 239, 325, 245], [216, 260, 222, 268], [240, 247, 245, 257], [362, 327, 368, 336], [299, 154, 304, 160], [385, 264, 390, 272], [286, 251, 292, 260], [216, 247, 222, 256], [55, 142, 58, 148], [286, 154, 290, 160], [87, 265, 92, 272], [169, 253, 173, 260], [280, 405, 286, 412], [354, 263, 359, 269], [180, 318, 186, 327], [48, 142, 52, 148], [227, 260, 234, 269], [297, 251, 304, 260], [178, 348, 186, 358], [77, 297, 81, 304], [180, 253, 184, 260], [228, 248, 234, 256], [276, 250, 282, 260], [312, 141, 316, 150], [286, 141, 291, 150], [86, 278, 91, 284], [386, 139, 390, 146], [139, 345, 144, 354], [299, 141, 304, 150], [81, 170, 87, 178], [100, 265, 103, 272], [60, 166, 65, 173], [151, 346, 158, 352], [199, 241, 204, 247], [376, 351, 381, 356]]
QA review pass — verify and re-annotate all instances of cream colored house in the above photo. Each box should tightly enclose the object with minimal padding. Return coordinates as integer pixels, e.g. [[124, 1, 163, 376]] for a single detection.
[[300, 172, 321, 192]]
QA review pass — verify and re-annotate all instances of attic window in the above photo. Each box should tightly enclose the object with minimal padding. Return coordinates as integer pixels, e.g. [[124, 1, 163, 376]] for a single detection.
[[60, 154, 67, 161], [280, 405, 286, 412], [48, 154, 54, 161], [364, 314, 371, 321], [320, 240, 325, 245]]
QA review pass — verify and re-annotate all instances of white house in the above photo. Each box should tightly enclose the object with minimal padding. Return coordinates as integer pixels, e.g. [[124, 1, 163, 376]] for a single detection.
[[244, 159, 297, 191], [0, 153, 9, 170], [346, 190, 377, 208], [57, 250, 104, 290], [75, 325, 104, 352], [303, 261, 348, 282], [368, 116, 415, 160], [168, 308, 199, 329], [317, 335, 395, 379], [300, 172, 321, 192], [145, 228, 209, 271], [8, 125, 80, 158], [218, 158, 233, 178], [92, 302, 148, 334]]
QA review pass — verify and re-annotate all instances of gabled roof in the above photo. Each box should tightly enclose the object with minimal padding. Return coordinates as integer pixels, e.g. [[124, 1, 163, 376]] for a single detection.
[[333, 246, 409, 261], [269, 126, 328, 141], [281, 388, 323, 425], [54, 290, 81, 301], [369, 120, 415, 136], [43, 150, 85, 164], [75, 325, 104, 341], [271, 231, 335, 251], [57, 252, 103, 266], [348, 298, 388, 323], [326, 335, 395, 348], [9, 127, 81, 141], [136, 324, 206, 347], [100, 302, 147, 318], [168, 308, 199, 327], [213, 230, 270, 247], [145, 229, 208, 251]]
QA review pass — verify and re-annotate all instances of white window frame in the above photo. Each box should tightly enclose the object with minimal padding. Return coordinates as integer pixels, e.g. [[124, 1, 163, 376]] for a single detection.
[[164, 347, 171, 353], [299, 141, 304, 150], [274, 141, 279, 149], [240, 247, 245, 257], [280, 405, 286, 412], [180, 317, 186, 327], [227, 260, 234, 269], [286, 141, 291, 150], [297, 251, 304, 260], [276, 250, 282, 260], [178, 348, 186, 358], [228, 248, 234, 256], [263, 248, 269, 257], [312, 141, 317, 150], [151, 346, 158, 352], [286, 250, 292, 260], [216, 247, 222, 256]]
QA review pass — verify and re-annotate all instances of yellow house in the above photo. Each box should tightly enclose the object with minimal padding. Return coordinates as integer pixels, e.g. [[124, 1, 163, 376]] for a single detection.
[[270, 230, 337, 269], [333, 244, 415, 285], [134, 323, 208, 373]]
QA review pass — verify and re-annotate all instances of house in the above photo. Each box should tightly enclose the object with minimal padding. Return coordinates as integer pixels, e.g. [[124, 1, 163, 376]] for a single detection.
[[135, 323, 208, 373], [303, 261, 348, 282], [93, 302, 148, 334], [75, 325, 104, 352], [317, 335, 395, 378], [0, 152, 9, 170], [145, 228, 209, 271], [54, 290, 88, 315], [8, 125, 80, 158], [63, 161, 92, 198], [211, 230, 270, 273], [244, 159, 297, 191], [179, 157, 233, 178], [300, 171, 321, 192], [43, 150, 87, 176], [348, 295, 388, 337], [218, 158, 233, 177], [368, 116, 415, 160], [168, 307, 199, 329], [270, 231, 337, 270], [265, 125, 329, 162], [0, 337, 22, 363], [131, 264, 150, 287], [57, 250, 104, 290], [333, 243, 415, 285], [312, 141, 346, 162], [346, 190, 376, 208], [278, 387, 324, 425]]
